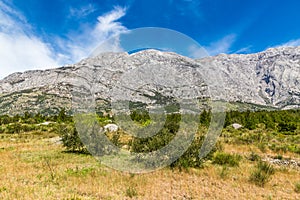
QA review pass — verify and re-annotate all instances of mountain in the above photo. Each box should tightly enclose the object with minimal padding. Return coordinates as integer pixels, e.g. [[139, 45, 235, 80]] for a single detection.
[[197, 46, 300, 109], [0, 47, 300, 115]]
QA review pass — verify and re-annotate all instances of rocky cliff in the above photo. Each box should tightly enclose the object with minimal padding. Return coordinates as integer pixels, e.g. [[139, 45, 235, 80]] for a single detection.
[[0, 47, 299, 115], [198, 46, 300, 108]]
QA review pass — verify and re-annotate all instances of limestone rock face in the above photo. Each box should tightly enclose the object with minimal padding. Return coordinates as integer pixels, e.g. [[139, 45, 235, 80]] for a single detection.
[[0, 47, 299, 115], [196, 46, 300, 109], [0, 50, 207, 115]]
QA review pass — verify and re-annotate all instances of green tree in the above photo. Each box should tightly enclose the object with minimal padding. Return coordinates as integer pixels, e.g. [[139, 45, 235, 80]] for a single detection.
[[200, 110, 210, 127], [57, 123, 86, 152]]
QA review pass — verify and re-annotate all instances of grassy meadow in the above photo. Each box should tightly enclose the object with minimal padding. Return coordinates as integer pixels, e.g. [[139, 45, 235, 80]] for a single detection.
[[0, 110, 299, 199]]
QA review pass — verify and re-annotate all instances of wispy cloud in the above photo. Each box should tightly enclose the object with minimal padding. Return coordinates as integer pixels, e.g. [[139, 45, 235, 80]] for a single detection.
[[205, 34, 236, 55], [176, 0, 202, 18], [274, 38, 300, 48], [0, 3, 128, 78], [0, 0, 27, 29], [69, 3, 97, 19], [187, 45, 208, 59], [234, 45, 252, 54], [60, 6, 128, 63], [93, 6, 127, 40], [0, 1, 59, 78]]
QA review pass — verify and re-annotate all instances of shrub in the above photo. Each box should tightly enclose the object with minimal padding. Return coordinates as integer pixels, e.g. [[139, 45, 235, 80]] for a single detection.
[[212, 152, 242, 167], [6, 122, 22, 134], [0, 115, 12, 125], [170, 135, 223, 170], [0, 126, 4, 134], [21, 124, 36, 132], [248, 151, 261, 162], [130, 112, 223, 169], [219, 166, 229, 179], [273, 154, 283, 160], [125, 186, 138, 198], [249, 161, 275, 187], [131, 128, 174, 153], [258, 142, 267, 153], [200, 110, 211, 127], [278, 122, 297, 133], [66, 167, 94, 177], [130, 109, 151, 126], [56, 124, 86, 153], [295, 182, 300, 193], [132, 129, 222, 170], [63, 196, 82, 200]]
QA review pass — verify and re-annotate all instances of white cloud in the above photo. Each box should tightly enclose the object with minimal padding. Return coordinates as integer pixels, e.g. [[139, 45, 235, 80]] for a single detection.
[[0, 0, 27, 29], [234, 45, 252, 54], [205, 34, 236, 55], [69, 4, 97, 19], [94, 6, 127, 37], [0, 3, 128, 79], [0, 33, 59, 77], [275, 38, 300, 48], [55, 6, 128, 63], [187, 45, 209, 59], [0, 1, 59, 78]]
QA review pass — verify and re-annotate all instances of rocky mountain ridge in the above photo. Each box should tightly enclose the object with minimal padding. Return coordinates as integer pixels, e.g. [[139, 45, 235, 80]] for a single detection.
[[0, 47, 299, 115], [198, 46, 300, 108]]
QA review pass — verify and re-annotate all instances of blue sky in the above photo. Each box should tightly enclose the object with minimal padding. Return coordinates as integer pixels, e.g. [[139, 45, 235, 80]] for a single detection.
[[1, 0, 300, 78]]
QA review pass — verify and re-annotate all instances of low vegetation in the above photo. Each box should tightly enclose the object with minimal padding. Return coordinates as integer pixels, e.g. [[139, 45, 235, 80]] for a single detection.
[[249, 161, 275, 187], [212, 152, 242, 167], [0, 108, 299, 199], [295, 182, 300, 193]]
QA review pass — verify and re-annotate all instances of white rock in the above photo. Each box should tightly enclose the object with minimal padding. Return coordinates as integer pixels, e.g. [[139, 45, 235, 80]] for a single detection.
[[104, 124, 118, 132], [232, 123, 243, 129], [40, 122, 53, 126]]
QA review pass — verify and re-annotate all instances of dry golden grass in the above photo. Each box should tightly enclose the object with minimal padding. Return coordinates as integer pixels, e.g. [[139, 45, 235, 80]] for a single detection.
[[0, 132, 299, 200], [223, 142, 298, 157]]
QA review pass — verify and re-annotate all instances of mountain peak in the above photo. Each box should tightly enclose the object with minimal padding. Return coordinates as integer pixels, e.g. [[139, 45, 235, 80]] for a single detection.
[[0, 47, 299, 115]]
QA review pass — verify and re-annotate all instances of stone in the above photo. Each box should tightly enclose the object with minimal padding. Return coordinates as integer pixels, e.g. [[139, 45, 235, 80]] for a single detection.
[[232, 123, 243, 129], [104, 124, 119, 132]]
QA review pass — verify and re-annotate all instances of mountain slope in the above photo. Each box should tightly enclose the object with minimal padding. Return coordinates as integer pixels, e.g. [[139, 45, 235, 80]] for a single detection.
[[0, 47, 299, 115], [197, 46, 300, 108]]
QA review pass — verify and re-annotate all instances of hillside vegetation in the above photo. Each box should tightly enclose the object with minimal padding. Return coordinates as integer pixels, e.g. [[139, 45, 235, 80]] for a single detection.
[[0, 109, 299, 199]]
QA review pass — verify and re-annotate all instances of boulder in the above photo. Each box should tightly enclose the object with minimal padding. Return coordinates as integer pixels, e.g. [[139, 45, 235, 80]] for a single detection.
[[104, 124, 119, 132], [232, 123, 243, 129]]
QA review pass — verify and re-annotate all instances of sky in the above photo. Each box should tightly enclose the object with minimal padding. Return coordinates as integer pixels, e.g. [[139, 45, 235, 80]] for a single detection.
[[1, 0, 300, 78]]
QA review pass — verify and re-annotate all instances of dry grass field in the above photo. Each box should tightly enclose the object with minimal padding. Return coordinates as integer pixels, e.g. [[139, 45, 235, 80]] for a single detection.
[[0, 131, 299, 200]]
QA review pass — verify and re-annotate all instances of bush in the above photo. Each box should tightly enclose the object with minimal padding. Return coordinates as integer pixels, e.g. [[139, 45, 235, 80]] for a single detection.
[[0, 115, 12, 125], [248, 151, 261, 161], [219, 166, 229, 179], [273, 154, 283, 160], [212, 152, 242, 167], [56, 124, 86, 153], [170, 135, 223, 170], [258, 142, 267, 153], [249, 161, 275, 187], [0, 126, 4, 134], [200, 110, 211, 127], [131, 114, 223, 170], [295, 182, 300, 193], [21, 124, 37, 132], [130, 109, 151, 126], [6, 122, 22, 134], [278, 122, 297, 133], [131, 128, 174, 153], [125, 186, 138, 198]]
